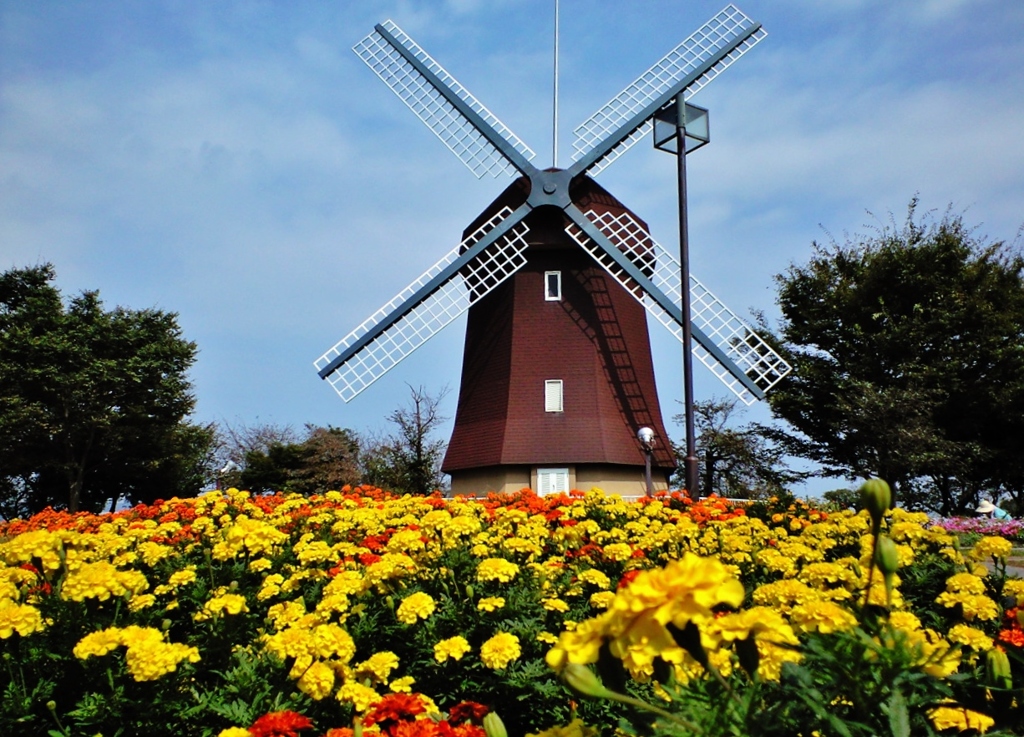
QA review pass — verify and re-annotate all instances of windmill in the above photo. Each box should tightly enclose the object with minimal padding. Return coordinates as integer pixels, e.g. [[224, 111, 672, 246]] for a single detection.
[[315, 4, 791, 497]]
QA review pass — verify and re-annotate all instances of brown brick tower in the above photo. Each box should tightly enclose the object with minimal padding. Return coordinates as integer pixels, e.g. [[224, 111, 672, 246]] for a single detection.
[[443, 174, 676, 497]]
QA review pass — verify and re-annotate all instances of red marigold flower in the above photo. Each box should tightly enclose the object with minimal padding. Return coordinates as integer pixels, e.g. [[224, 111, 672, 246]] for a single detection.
[[323, 729, 354, 737], [364, 693, 426, 728], [390, 720, 453, 737], [249, 710, 314, 737], [617, 570, 641, 589], [450, 725, 486, 737], [447, 702, 489, 725]]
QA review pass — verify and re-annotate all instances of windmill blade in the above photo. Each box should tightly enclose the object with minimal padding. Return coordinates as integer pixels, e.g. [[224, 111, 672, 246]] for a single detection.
[[571, 4, 765, 176], [565, 208, 790, 405], [354, 20, 536, 179], [315, 206, 531, 401]]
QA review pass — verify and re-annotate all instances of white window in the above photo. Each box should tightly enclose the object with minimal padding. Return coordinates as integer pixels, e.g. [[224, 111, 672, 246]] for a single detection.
[[537, 468, 570, 496], [544, 271, 562, 301], [544, 379, 563, 412]]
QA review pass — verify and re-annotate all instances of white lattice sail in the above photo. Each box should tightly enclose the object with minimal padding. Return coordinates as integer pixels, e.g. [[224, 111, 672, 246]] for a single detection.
[[566, 209, 791, 404], [572, 4, 765, 175], [315, 208, 530, 401], [354, 20, 535, 178]]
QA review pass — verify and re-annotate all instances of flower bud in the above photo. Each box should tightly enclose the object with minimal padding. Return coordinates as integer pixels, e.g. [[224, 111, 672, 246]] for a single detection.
[[465, 584, 475, 600], [874, 535, 899, 577], [229, 580, 239, 591], [860, 478, 891, 531], [483, 712, 508, 737], [561, 663, 610, 699], [46, 700, 57, 712], [987, 648, 1012, 691], [161, 618, 172, 631]]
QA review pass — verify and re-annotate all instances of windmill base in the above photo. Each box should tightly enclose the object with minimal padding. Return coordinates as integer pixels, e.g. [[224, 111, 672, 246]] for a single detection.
[[448, 463, 671, 500]]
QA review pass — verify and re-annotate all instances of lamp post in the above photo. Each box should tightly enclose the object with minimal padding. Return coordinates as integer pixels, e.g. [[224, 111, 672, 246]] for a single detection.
[[637, 426, 655, 497], [217, 460, 240, 491], [653, 97, 710, 496]]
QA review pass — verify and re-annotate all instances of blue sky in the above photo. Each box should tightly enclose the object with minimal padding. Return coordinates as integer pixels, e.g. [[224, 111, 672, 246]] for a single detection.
[[3, 1, 1023, 495]]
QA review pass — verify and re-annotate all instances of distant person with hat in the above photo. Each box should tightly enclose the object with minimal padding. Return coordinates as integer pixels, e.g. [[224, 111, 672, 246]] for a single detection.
[[976, 499, 1012, 520]]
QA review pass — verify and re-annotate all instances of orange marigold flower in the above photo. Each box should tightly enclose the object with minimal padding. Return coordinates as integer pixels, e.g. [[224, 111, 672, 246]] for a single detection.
[[248, 710, 314, 737], [364, 693, 426, 728], [448, 702, 489, 724]]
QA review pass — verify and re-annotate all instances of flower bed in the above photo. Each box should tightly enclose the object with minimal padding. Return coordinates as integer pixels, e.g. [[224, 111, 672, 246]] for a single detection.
[[0, 487, 1021, 736], [931, 516, 1024, 545]]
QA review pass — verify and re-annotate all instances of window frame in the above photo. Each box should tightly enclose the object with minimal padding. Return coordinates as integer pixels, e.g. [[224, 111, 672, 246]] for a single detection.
[[537, 467, 570, 496], [544, 379, 564, 413], [544, 270, 562, 301]]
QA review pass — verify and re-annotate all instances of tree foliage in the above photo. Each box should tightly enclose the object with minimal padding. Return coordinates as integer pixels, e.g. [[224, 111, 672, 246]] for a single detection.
[[673, 399, 800, 499], [361, 385, 449, 495], [233, 424, 361, 495], [0, 264, 212, 516], [768, 200, 1024, 514]]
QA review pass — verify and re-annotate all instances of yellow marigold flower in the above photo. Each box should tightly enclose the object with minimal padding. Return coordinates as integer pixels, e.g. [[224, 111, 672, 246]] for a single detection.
[[898, 628, 960, 678], [476, 558, 520, 583], [258, 574, 285, 601], [248, 557, 272, 572], [136, 541, 174, 567], [1003, 579, 1024, 603], [128, 594, 156, 612], [889, 611, 922, 633], [947, 624, 994, 651], [789, 600, 858, 634], [76, 625, 199, 681], [480, 632, 521, 670], [1, 529, 63, 571], [74, 628, 123, 659], [589, 591, 615, 610], [61, 562, 148, 602], [756, 549, 797, 577], [389, 675, 415, 693], [0, 600, 46, 639], [297, 660, 335, 701], [267, 599, 307, 628], [310, 623, 356, 661], [122, 627, 201, 682], [396, 592, 436, 625], [601, 543, 632, 562], [935, 591, 999, 621], [434, 636, 472, 663], [526, 718, 599, 737], [194, 593, 249, 622], [217, 728, 253, 737], [537, 632, 558, 645], [577, 569, 611, 589], [928, 703, 994, 734], [943, 572, 987, 595], [216, 517, 289, 559], [477, 597, 506, 612], [336, 681, 381, 712], [752, 579, 820, 614], [542, 598, 570, 612], [970, 536, 1012, 562], [355, 651, 400, 683], [708, 607, 801, 681]]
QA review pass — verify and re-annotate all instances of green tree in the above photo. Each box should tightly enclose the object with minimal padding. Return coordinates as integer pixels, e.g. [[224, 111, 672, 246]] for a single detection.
[[768, 200, 1024, 514], [0, 264, 212, 515], [236, 424, 361, 495], [673, 398, 800, 499], [361, 385, 449, 495]]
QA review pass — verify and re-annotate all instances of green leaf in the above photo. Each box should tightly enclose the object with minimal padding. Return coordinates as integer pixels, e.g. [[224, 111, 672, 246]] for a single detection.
[[887, 689, 910, 737]]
